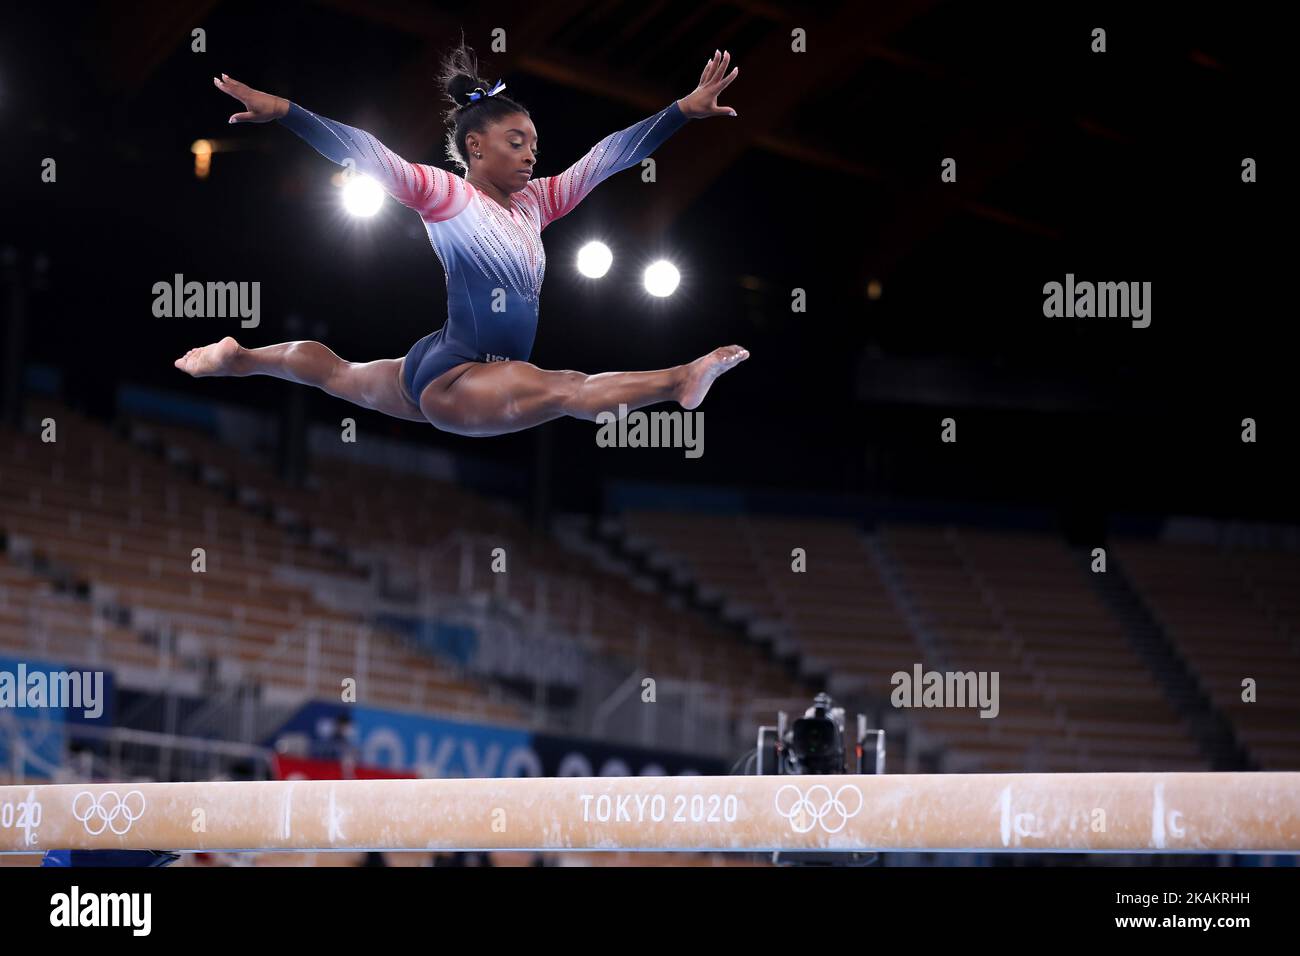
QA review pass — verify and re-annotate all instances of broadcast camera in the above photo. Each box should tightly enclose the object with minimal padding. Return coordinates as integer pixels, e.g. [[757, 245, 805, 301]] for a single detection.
[[746, 692, 885, 865]]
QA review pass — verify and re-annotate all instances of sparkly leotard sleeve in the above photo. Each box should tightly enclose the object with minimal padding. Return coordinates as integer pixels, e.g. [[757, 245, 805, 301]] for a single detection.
[[279, 100, 690, 403], [278, 102, 474, 221]]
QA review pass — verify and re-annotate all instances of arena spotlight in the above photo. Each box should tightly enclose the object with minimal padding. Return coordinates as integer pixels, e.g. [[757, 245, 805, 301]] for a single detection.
[[576, 241, 613, 278], [643, 259, 680, 297], [191, 139, 213, 180], [342, 175, 384, 217]]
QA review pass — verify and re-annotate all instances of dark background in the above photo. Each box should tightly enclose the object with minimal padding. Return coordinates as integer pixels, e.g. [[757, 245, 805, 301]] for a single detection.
[[1, 0, 1289, 527]]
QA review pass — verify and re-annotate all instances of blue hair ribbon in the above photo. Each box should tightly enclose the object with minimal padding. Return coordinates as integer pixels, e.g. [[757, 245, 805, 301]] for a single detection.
[[466, 79, 507, 104]]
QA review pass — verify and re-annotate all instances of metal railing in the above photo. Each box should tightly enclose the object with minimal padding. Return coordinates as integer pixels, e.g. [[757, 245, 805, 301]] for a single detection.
[[0, 717, 274, 786]]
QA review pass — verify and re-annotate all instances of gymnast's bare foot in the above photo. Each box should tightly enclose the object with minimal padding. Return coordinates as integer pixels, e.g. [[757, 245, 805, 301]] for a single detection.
[[174, 336, 244, 377], [678, 345, 749, 410]]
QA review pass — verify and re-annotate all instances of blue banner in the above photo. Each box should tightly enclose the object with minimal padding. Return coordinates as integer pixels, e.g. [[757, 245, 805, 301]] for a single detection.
[[0, 657, 69, 777]]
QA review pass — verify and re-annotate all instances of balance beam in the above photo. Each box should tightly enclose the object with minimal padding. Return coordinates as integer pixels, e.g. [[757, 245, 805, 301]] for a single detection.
[[2, 772, 1298, 853]]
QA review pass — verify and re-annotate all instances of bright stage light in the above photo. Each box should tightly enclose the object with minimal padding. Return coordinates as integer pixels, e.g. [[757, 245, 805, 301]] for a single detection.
[[643, 260, 680, 297], [191, 139, 213, 180], [342, 175, 384, 217], [576, 241, 612, 278]]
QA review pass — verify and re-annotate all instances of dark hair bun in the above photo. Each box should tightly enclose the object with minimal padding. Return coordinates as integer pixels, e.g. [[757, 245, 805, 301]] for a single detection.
[[445, 72, 483, 109], [438, 38, 485, 114]]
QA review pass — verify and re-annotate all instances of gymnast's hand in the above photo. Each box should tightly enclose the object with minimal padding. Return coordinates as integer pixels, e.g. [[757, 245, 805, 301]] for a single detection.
[[676, 49, 739, 120], [213, 74, 289, 124]]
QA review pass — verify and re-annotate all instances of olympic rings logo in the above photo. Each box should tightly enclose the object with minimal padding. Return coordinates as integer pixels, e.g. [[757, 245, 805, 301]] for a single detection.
[[774, 783, 863, 834], [72, 790, 146, 836]]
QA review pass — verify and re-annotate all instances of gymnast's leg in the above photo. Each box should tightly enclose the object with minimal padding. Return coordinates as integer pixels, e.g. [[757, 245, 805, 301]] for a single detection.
[[174, 336, 427, 422], [420, 345, 749, 438]]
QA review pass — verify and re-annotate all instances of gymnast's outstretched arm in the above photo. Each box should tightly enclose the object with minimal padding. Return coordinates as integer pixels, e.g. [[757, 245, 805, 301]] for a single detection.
[[526, 49, 740, 230], [213, 73, 471, 222]]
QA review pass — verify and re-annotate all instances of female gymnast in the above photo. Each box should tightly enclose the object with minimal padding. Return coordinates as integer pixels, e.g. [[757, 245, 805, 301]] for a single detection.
[[175, 43, 748, 437]]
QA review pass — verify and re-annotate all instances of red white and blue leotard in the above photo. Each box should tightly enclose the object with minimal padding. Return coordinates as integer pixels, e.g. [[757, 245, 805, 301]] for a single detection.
[[278, 100, 690, 403]]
